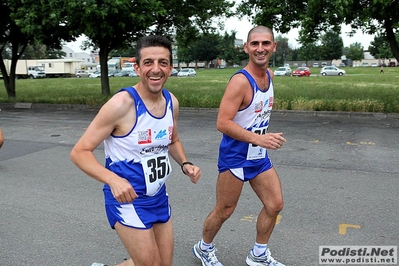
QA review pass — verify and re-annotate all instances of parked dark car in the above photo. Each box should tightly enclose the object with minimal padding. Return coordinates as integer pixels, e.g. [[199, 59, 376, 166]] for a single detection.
[[108, 70, 119, 77], [170, 69, 179, 76]]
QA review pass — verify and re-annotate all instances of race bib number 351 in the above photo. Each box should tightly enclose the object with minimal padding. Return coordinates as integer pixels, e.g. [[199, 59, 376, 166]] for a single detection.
[[247, 126, 267, 160], [142, 154, 172, 196]]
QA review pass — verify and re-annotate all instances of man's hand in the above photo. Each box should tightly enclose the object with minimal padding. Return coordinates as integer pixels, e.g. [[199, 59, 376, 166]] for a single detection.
[[109, 177, 138, 203], [183, 164, 201, 184], [259, 132, 286, 150]]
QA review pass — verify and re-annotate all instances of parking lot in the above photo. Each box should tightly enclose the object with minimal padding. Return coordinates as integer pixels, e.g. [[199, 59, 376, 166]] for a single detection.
[[0, 105, 398, 266]]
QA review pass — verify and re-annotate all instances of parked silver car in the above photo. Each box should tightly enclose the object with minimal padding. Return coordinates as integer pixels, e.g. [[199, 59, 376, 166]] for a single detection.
[[75, 70, 90, 78], [88, 71, 101, 78], [114, 70, 133, 77], [274, 67, 292, 76], [320, 66, 346, 76], [129, 71, 138, 77], [177, 68, 196, 77]]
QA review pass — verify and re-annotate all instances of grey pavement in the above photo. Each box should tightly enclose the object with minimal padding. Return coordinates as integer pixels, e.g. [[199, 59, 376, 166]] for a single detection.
[[0, 103, 398, 266]]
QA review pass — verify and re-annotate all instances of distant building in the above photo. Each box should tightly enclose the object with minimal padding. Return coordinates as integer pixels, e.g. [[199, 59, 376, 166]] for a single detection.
[[62, 46, 98, 71], [363, 52, 375, 60], [234, 39, 244, 47]]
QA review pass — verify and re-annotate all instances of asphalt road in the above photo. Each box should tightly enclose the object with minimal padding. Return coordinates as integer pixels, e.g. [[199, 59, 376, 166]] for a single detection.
[[0, 104, 398, 266]]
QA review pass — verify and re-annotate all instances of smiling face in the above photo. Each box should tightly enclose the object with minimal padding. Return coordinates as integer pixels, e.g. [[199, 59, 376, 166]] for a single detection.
[[134, 46, 173, 94], [244, 26, 276, 69]]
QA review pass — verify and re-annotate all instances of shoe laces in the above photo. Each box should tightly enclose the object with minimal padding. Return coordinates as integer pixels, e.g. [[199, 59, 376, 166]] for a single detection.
[[206, 247, 220, 264], [256, 249, 278, 264], [267, 249, 278, 263]]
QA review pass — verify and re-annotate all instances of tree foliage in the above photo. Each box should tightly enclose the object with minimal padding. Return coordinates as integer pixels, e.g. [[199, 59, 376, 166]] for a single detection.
[[218, 31, 246, 66], [195, 34, 221, 67], [1, 0, 234, 97], [368, 33, 398, 60], [319, 31, 343, 60], [297, 43, 320, 62], [237, 0, 399, 62], [66, 0, 234, 95], [65, 0, 163, 95], [177, 31, 245, 68], [274, 35, 290, 66], [8, 43, 66, 59], [109, 47, 137, 59], [176, 44, 196, 66], [345, 42, 364, 61], [1, 0, 77, 98]]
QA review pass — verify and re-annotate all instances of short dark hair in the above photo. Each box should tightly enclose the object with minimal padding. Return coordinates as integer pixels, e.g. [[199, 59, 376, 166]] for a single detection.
[[135, 35, 173, 65]]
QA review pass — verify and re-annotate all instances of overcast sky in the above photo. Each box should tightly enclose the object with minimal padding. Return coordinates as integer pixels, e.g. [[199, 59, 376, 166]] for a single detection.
[[66, 17, 375, 53], [225, 17, 375, 49]]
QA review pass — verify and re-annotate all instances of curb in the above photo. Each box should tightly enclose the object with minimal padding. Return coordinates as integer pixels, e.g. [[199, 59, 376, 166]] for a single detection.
[[1, 102, 399, 119], [165, 107, 399, 119], [0, 102, 100, 111]]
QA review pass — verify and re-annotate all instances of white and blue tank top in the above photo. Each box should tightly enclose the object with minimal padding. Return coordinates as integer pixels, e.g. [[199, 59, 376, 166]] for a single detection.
[[103, 87, 174, 205], [218, 69, 274, 168]]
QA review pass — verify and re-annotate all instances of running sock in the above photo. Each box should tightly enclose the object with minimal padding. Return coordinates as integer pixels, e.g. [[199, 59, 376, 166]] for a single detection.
[[200, 239, 213, 251], [253, 242, 268, 256]]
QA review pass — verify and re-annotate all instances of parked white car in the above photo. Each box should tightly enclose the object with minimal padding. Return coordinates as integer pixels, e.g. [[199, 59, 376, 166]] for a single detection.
[[320, 66, 346, 76], [177, 68, 196, 77], [274, 67, 292, 76], [88, 71, 101, 78]]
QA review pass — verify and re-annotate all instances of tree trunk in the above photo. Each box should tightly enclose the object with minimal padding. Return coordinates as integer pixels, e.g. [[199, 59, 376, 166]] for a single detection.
[[385, 21, 399, 64], [99, 46, 111, 96], [1, 41, 28, 99], [0, 55, 16, 98]]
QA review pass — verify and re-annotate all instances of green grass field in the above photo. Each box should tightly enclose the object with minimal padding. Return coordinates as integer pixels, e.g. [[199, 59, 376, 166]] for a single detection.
[[1, 66, 399, 113]]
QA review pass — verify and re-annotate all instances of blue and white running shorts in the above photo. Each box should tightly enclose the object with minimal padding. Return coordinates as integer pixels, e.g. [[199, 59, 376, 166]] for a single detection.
[[105, 194, 171, 230], [220, 159, 273, 182]]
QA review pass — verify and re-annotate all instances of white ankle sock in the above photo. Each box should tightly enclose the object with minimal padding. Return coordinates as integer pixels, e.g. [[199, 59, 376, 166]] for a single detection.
[[200, 239, 212, 251], [253, 242, 268, 256]]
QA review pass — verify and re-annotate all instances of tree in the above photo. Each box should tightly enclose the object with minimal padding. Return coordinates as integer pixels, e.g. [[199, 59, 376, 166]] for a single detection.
[[177, 44, 197, 67], [274, 35, 290, 66], [109, 47, 137, 58], [193, 34, 221, 68], [319, 31, 343, 60], [297, 43, 320, 62], [1, 0, 76, 98], [217, 31, 247, 67], [2, 0, 235, 97], [18, 44, 66, 59], [236, 0, 399, 63], [65, 0, 163, 96], [346, 42, 364, 61], [67, 0, 234, 96], [368, 33, 397, 61]]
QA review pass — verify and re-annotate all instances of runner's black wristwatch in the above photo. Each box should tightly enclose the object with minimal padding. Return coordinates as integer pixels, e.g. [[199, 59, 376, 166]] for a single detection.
[[181, 161, 193, 175]]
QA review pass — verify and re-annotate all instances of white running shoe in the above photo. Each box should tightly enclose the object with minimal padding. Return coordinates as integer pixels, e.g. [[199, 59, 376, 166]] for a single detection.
[[192, 241, 223, 266], [246, 248, 285, 266], [90, 263, 108, 266]]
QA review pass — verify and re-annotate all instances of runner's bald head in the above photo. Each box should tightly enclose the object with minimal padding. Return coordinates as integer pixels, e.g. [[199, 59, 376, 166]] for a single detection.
[[247, 26, 274, 42]]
